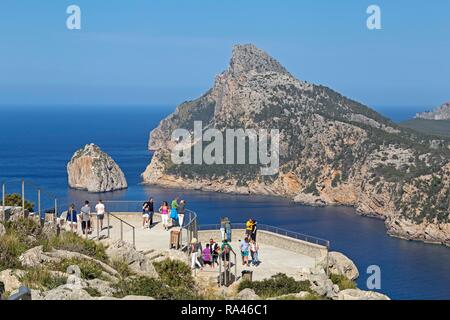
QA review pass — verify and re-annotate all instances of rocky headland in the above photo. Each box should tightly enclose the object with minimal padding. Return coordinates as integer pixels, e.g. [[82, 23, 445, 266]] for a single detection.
[[142, 44, 450, 247]]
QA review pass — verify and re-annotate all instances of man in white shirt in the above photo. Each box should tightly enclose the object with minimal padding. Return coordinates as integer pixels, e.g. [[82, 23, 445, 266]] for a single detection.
[[95, 200, 106, 231]]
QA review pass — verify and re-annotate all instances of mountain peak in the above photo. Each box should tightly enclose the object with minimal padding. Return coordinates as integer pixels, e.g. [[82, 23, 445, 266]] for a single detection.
[[416, 102, 450, 120], [229, 44, 290, 76]]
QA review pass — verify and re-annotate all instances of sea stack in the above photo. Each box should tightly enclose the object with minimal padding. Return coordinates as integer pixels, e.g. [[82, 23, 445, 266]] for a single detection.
[[67, 143, 127, 193]]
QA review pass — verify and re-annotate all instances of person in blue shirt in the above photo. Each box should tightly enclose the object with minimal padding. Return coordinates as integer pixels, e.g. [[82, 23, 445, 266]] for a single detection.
[[66, 204, 78, 233]]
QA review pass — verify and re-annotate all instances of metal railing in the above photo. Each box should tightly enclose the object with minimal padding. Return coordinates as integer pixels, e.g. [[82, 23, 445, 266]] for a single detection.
[[106, 212, 136, 248], [197, 223, 330, 248], [218, 250, 238, 286], [7, 286, 32, 300]]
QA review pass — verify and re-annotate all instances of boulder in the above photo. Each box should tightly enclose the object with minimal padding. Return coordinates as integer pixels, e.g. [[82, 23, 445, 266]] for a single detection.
[[19, 246, 58, 268], [66, 275, 87, 287], [66, 265, 82, 278], [336, 289, 390, 300], [43, 284, 92, 300], [237, 288, 260, 300], [0, 269, 24, 293], [268, 291, 311, 300], [67, 143, 127, 193], [86, 279, 116, 297], [321, 251, 359, 281], [105, 240, 158, 278], [294, 268, 339, 299], [41, 222, 58, 238]]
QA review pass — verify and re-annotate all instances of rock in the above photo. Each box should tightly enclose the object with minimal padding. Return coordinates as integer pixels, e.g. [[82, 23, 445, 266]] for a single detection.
[[86, 279, 116, 297], [269, 291, 311, 300], [0, 269, 24, 293], [121, 295, 155, 300], [67, 143, 127, 193], [105, 239, 158, 278], [237, 288, 260, 300], [0, 223, 5, 237], [43, 284, 92, 300], [336, 289, 390, 300], [324, 252, 359, 281], [294, 268, 339, 299], [41, 222, 57, 238], [66, 275, 87, 287], [66, 265, 82, 278], [19, 246, 58, 268], [416, 102, 450, 120]]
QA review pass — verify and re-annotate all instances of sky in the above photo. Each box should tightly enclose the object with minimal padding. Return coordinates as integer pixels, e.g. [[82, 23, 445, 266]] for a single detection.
[[0, 0, 449, 110]]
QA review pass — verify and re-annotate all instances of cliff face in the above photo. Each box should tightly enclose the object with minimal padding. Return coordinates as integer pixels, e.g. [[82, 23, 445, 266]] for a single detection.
[[142, 44, 450, 246], [67, 144, 127, 193], [416, 102, 450, 120]]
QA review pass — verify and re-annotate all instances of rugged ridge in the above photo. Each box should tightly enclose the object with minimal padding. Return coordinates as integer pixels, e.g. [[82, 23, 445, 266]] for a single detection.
[[67, 144, 127, 193], [142, 44, 450, 246], [416, 102, 450, 120]]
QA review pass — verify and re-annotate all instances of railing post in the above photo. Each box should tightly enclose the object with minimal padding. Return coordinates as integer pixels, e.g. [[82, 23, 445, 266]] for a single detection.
[[133, 227, 136, 249], [21, 178, 25, 216], [218, 254, 222, 287], [120, 221, 123, 241], [326, 241, 330, 276], [37, 189, 41, 218], [54, 199, 58, 223], [2, 182, 5, 223], [107, 212, 110, 239]]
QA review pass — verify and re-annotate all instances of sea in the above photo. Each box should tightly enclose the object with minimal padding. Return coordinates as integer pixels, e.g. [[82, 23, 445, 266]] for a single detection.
[[0, 104, 449, 300]]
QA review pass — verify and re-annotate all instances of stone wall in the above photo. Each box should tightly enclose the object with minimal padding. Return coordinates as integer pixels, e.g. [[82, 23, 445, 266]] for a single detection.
[[197, 229, 328, 260]]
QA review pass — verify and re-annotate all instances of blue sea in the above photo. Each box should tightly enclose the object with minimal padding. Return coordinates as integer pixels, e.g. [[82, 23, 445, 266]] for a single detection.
[[0, 105, 449, 300]]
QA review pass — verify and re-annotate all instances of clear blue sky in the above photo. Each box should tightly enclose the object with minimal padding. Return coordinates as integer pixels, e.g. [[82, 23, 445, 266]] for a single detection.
[[0, 0, 449, 109]]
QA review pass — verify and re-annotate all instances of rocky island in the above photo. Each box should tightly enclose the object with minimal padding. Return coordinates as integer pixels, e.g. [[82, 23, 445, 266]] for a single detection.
[[67, 144, 127, 193], [143, 44, 450, 246], [416, 102, 450, 120]]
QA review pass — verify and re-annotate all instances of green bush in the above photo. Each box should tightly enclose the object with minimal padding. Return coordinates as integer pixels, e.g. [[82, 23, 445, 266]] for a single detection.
[[238, 273, 311, 298], [0, 232, 29, 271], [153, 259, 195, 289], [4, 193, 34, 212], [330, 273, 357, 290], [84, 287, 102, 297], [50, 258, 104, 280], [113, 276, 199, 300], [19, 267, 67, 290], [43, 231, 108, 262], [110, 258, 133, 279]]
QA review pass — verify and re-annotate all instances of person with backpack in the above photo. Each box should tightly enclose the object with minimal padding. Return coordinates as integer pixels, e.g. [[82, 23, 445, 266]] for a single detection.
[[202, 244, 213, 268], [221, 240, 235, 270], [170, 197, 179, 226], [239, 237, 250, 267], [209, 238, 219, 267], [80, 201, 91, 235], [142, 198, 153, 229]]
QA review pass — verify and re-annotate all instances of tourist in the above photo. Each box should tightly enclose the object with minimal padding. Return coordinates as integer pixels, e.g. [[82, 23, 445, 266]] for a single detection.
[[239, 237, 250, 267], [225, 218, 232, 242], [251, 219, 258, 241], [170, 196, 179, 226], [190, 238, 203, 270], [202, 244, 213, 268], [209, 239, 219, 267], [95, 200, 105, 231], [250, 239, 260, 266], [80, 201, 91, 235], [221, 240, 235, 270], [220, 217, 227, 241], [159, 201, 170, 231], [66, 204, 78, 233], [178, 200, 186, 228], [245, 218, 254, 238], [142, 199, 150, 228], [147, 198, 154, 227]]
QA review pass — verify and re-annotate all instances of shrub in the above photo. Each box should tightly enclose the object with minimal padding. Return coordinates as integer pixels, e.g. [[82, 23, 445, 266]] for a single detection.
[[19, 267, 66, 290], [330, 273, 357, 290], [51, 258, 104, 280], [153, 259, 195, 289], [110, 258, 133, 279], [238, 273, 311, 298], [84, 287, 101, 297], [43, 231, 108, 262], [0, 232, 29, 271], [4, 193, 34, 212]]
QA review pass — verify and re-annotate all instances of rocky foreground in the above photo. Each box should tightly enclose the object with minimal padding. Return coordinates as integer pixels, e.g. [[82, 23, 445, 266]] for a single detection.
[[143, 44, 450, 246], [67, 143, 127, 193], [0, 212, 389, 300]]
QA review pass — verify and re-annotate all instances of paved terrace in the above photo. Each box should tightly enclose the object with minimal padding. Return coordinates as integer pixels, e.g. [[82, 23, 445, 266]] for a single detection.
[[62, 213, 328, 282]]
